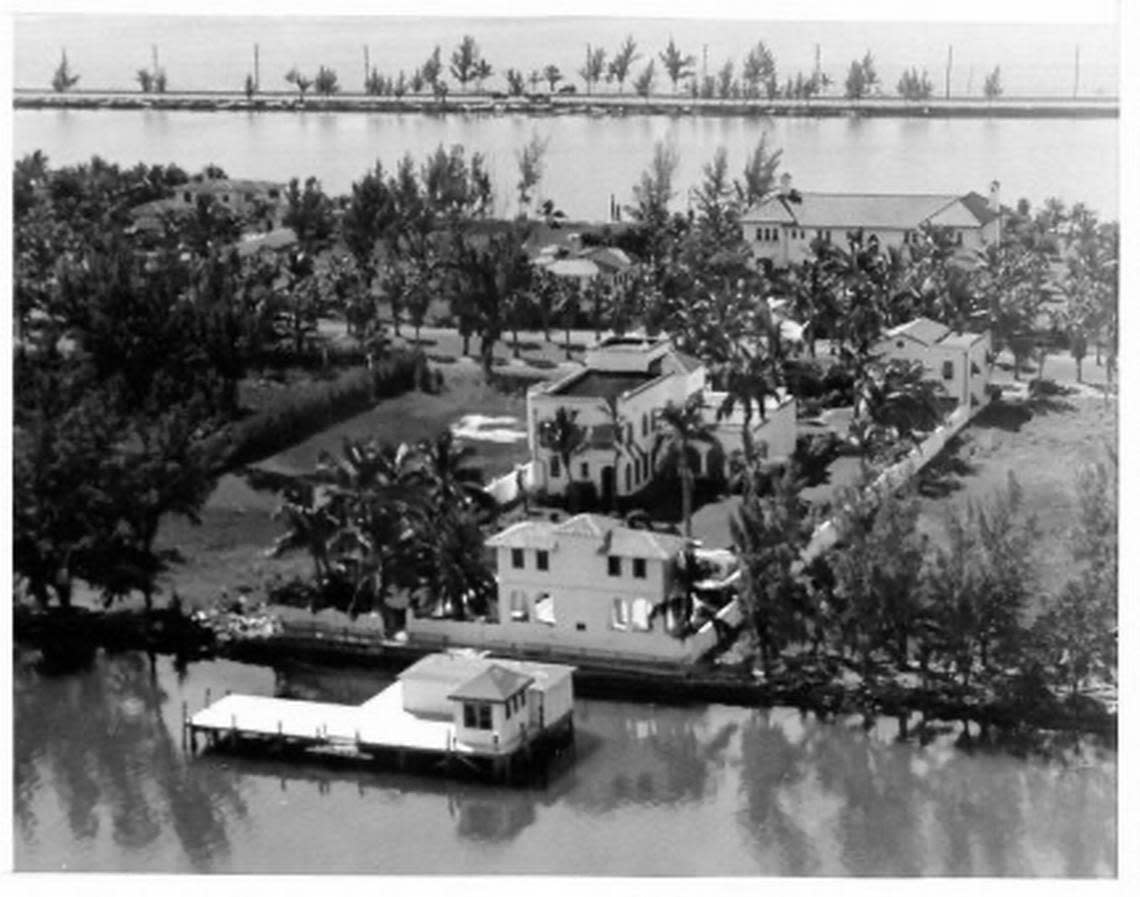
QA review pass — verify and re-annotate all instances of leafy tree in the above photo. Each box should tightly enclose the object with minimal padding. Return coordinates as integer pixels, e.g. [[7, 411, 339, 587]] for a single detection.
[[312, 65, 339, 95], [505, 68, 526, 96], [515, 132, 549, 217], [742, 41, 777, 99], [736, 136, 783, 208], [608, 36, 640, 94], [658, 37, 696, 94], [243, 73, 256, 99], [474, 59, 493, 92], [282, 176, 336, 250], [341, 161, 397, 332], [51, 50, 80, 93], [852, 358, 947, 458], [969, 241, 1049, 379], [137, 68, 154, 93], [983, 66, 1003, 99], [543, 64, 563, 93], [628, 138, 678, 236], [421, 46, 443, 89], [654, 394, 717, 539], [580, 46, 607, 94], [284, 66, 313, 99], [633, 59, 656, 99], [844, 51, 878, 99], [716, 59, 736, 99], [896, 66, 933, 100], [450, 35, 483, 90], [922, 474, 1038, 691], [730, 464, 815, 676], [827, 487, 928, 676]]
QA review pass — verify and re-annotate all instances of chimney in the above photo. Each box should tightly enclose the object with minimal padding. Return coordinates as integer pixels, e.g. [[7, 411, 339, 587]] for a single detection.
[[988, 179, 1001, 212], [779, 172, 793, 196]]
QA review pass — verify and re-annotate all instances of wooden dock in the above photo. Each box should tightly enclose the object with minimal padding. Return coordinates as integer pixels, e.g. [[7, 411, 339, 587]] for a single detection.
[[184, 656, 576, 782]]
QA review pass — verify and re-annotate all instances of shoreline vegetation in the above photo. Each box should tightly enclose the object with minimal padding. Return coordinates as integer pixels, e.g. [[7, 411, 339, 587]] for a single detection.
[[13, 605, 1117, 747], [13, 89, 1120, 119]]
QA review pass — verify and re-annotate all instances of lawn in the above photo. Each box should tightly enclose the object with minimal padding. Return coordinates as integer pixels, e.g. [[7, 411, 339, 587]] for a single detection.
[[149, 362, 543, 610], [913, 393, 1116, 612]]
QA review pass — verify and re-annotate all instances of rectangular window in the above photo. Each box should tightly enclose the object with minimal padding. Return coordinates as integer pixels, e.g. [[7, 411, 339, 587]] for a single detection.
[[464, 703, 477, 728], [633, 558, 647, 579], [510, 590, 529, 622], [580, 462, 589, 479], [478, 704, 492, 730], [511, 548, 525, 569], [576, 622, 587, 632], [608, 556, 622, 577], [550, 456, 560, 478], [755, 227, 764, 241], [611, 598, 629, 630], [956, 231, 964, 246], [942, 360, 955, 381], [536, 550, 549, 571], [505, 699, 512, 720]]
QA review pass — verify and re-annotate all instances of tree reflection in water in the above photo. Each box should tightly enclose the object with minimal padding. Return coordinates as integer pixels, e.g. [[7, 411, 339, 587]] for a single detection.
[[14, 649, 248, 871]]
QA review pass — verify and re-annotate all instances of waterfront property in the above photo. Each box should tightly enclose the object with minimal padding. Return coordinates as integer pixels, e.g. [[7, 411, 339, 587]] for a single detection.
[[527, 334, 797, 504], [875, 317, 993, 410], [185, 651, 576, 781], [130, 175, 286, 233], [742, 174, 1003, 267], [407, 512, 743, 664]]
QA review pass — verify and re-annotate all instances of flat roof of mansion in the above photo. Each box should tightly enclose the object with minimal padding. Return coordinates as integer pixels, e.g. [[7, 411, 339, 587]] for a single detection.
[[550, 369, 657, 401]]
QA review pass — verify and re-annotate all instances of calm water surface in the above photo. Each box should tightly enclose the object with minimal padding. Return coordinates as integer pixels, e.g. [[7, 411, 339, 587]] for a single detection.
[[13, 110, 1119, 221], [13, 649, 1116, 875]]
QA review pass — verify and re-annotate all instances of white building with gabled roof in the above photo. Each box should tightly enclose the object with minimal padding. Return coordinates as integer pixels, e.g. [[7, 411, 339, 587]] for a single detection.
[[875, 316, 992, 410], [406, 513, 743, 664], [742, 175, 1003, 267], [527, 334, 797, 505]]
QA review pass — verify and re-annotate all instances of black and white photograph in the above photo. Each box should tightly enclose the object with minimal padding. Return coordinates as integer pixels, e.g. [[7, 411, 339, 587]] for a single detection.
[[5, 0, 1129, 882]]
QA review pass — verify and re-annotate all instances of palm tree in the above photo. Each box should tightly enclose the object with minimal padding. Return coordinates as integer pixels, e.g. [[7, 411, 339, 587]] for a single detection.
[[654, 394, 718, 539], [554, 277, 582, 359], [270, 482, 339, 591], [602, 395, 626, 512], [852, 359, 947, 459], [539, 407, 586, 499], [412, 429, 493, 514]]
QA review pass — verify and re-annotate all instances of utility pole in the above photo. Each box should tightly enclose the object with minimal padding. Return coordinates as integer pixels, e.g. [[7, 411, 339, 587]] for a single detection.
[[945, 44, 953, 99], [254, 43, 260, 91], [1073, 44, 1080, 98], [151, 44, 158, 74], [586, 43, 591, 93], [702, 43, 708, 85], [364, 45, 370, 91], [814, 43, 821, 78]]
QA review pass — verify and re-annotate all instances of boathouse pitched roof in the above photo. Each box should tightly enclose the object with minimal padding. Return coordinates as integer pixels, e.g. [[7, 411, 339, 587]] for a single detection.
[[448, 664, 534, 703]]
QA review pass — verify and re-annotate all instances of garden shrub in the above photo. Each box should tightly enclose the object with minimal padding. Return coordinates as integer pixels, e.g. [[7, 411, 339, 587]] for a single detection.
[[215, 349, 424, 469]]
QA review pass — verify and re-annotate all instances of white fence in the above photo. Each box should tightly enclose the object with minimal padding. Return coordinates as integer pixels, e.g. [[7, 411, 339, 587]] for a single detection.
[[407, 598, 740, 665], [801, 403, 975, 564]]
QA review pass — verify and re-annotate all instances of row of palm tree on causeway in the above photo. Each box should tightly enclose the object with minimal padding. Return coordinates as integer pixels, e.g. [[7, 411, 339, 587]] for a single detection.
[[251, 428, 496, 630]]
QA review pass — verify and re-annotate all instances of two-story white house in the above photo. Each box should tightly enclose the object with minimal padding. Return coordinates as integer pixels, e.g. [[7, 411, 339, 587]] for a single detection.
[[406, 513, 742, 664], [527, 335, 797, 505], [741, 175, 1003, 268], [875, 317, 992, 411]]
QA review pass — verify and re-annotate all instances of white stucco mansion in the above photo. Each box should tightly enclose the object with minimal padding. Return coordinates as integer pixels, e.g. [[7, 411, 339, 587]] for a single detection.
[[741, 175, 1003, 268], [525, 335, 798, 505]]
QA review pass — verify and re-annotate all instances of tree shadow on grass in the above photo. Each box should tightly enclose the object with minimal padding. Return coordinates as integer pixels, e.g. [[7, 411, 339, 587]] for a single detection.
[[916, 436, 978, 499], [970, 401, 1033, 433]]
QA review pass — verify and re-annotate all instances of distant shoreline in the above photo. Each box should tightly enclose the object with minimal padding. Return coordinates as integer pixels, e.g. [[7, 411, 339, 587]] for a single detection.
[[13, 90, 1120, 119]]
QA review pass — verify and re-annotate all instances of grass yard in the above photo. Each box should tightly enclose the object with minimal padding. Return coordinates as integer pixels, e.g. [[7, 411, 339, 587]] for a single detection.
[[148, 362, 540, 610], [914, 394, 1116, 612]]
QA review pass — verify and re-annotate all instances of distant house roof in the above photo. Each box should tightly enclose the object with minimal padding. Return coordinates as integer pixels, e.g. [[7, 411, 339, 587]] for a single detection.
[[582, 246, 633, 272], [884, 316, 952, 347], [183, 177, 284, 195], [743, 192, 993, 231], [236, 227, 297, 257], [544, 258, 600, 279], [486, 513, 685, 561], [448, 664, 534, 703], [937, 330, 989, 349]]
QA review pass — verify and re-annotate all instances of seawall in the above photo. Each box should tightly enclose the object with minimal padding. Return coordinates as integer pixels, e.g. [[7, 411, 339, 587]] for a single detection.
[[13, 89, 1120, 119]]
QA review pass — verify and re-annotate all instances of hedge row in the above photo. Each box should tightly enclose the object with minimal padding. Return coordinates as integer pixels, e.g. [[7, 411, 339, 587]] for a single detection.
[[211, 350, 428, 470]]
